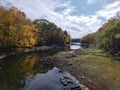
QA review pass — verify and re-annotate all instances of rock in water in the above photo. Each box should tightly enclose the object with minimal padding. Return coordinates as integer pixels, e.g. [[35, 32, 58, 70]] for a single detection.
[[81, 76, 85, 79], [71, 85, 81, 90], [60, 76, 73, 86]]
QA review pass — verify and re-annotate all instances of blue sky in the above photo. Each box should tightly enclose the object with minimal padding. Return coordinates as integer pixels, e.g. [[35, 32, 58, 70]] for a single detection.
[[0, 0, 120, 38]]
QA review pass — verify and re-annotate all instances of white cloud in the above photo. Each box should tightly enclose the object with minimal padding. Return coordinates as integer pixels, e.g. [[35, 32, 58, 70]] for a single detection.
[[62, 15, 102, 38], [105, 1, 120, 9], [63, 7, 74, 15], [1, 0, 65, 20], [96, 1, 120, 19], [0, 0, 120, 38]]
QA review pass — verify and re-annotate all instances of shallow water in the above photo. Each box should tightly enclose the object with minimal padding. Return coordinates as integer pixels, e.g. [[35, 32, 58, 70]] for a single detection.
[[0, 50, 87, 90], [70, 45, 81, 50], [21, 67, 85, 90]]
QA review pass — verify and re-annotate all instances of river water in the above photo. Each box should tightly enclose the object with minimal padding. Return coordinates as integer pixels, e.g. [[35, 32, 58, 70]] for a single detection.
[[0, 45, 85, 90], [70, 45, 81, 50], [70, 43, 81, 50]]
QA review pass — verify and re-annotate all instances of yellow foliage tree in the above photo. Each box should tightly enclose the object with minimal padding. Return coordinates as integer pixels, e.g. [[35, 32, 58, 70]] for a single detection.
[[0, 7, 37, 48]]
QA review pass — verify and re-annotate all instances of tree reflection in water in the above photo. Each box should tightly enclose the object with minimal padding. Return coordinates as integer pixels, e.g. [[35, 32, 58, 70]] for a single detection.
[[0, 51, 54, 90]]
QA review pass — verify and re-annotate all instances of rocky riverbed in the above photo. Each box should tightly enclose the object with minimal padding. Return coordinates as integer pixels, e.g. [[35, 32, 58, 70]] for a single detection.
[[42, 48, 120, 90], [0, 47, 120, 90]]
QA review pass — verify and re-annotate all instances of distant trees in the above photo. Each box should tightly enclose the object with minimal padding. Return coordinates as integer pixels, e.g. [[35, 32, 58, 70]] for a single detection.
[[0, 7, 71, 48], [71, 39, 80, 42], [94, 18, 120, 54], [33, 19, 71, 46], [80, 13, 120, 54], [81, 33, 95, 45]]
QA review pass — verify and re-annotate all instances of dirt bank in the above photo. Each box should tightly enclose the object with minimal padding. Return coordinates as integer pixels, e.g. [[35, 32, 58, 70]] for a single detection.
[[43, 49, 120, 90], [0, 46, 61, 60]]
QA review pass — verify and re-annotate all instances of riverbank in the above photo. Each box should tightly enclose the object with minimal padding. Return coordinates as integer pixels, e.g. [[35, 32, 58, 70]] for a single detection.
[[0, 45, 62, 60], [44, 48, 120, 90]]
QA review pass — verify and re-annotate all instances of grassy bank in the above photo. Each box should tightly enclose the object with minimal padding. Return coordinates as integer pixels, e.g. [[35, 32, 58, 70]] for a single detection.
[[73, 54, 120, 90], [49, 48, 120, 90]]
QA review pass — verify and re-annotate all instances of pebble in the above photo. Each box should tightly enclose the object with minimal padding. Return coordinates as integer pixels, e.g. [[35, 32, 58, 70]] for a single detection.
[[81, 76, 85, 79]]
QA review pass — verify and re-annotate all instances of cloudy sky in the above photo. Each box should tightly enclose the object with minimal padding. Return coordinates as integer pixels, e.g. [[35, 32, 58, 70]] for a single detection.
[[0, 0, 120, 38]]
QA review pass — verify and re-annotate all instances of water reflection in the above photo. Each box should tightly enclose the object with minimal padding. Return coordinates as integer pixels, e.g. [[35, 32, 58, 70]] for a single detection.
[[0, 49, 87, 90], [70, 42, 81, 50], [22, 67, 85, 90], [70, 45, 81, 50], [22, 67, 63, 90], [0, 51, 54, 90]]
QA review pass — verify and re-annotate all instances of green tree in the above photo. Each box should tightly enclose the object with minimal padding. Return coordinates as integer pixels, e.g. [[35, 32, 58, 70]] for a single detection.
[[33, 19, 71, 46], [94, 18, 120, 54]]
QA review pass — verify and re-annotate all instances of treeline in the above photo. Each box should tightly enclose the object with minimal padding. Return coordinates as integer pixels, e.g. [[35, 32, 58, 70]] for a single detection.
[[0, 7, 71, 48], [81, 13, 120, 54], [71, 38, 80, 42], [81, 33, 95, 44]]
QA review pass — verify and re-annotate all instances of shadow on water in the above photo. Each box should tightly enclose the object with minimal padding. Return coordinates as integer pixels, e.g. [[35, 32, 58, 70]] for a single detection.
[[0, 48, 88, 90]]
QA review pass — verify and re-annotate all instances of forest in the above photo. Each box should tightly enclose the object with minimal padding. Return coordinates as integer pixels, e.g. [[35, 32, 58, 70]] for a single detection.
[[0, 7, 71, 49], [81, 13, 120, 54]]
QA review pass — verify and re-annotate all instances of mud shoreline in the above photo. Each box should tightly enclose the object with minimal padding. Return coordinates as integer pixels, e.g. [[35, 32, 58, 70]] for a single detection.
[[43, 49, 111, 90], [1, 47, 119, 90], [0, 46, 61, 59]]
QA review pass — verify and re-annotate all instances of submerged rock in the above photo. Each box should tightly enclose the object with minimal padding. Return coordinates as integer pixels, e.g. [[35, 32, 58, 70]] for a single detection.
[[81, 76, 85, 79], [58, 68, 63, 73], [60, 76, 73, 86], [60, 77, 67, 86], [71, 85, 81, 90]]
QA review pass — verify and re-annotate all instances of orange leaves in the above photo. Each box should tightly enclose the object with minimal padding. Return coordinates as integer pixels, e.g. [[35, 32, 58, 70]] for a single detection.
[[0, 7, 37, 48], [0, 6, 71, 48]]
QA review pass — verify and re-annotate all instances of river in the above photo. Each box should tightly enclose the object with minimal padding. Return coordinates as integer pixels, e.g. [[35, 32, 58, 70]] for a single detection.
[[0, 45, 84, 90], [70, 43, 81, 50]]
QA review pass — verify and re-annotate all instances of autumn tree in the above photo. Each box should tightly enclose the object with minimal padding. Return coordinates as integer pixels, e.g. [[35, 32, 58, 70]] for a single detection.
[[0, 6, 71, 48], [0, 7, 37, 48], [94, 18, 120, 54], [81, 33, 96, 45], [33, 19, 71, 46]]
